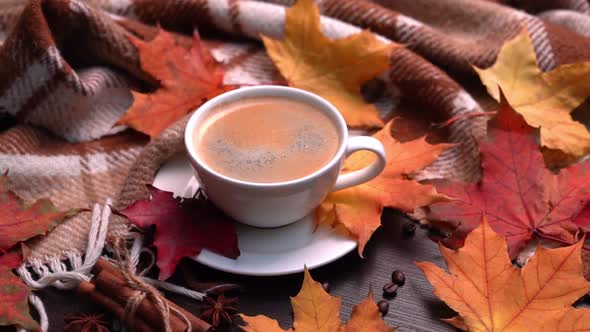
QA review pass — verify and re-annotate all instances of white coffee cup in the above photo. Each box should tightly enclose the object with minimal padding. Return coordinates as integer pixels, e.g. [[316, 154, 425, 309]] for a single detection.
[[185, 86, 387, 228]]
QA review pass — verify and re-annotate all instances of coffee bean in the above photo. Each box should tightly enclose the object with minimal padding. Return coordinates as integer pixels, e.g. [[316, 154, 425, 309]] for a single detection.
[[391, 270, 405, 286], [402, 222, 416, 237], [322, 282, 331, 293], [377, 300, 389, 316], [382, 282, 398, 297]]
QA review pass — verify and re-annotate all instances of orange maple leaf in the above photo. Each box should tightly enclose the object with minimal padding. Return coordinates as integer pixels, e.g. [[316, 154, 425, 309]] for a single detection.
[[0, 173, 81, 251], [261, 0, 396, 128], [118, 30, 229, 138], [239, 267, 393, 332], [343, 293, 394, 332], [417, 218, 590, 332], [317, 121, 452, 255]]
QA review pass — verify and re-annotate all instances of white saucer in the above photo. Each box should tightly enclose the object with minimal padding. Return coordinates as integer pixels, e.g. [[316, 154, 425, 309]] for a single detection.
[[153, 154, 357, 276]]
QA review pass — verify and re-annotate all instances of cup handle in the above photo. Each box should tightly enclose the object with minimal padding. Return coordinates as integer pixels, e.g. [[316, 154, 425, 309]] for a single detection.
[[333, 136, 387, 191]]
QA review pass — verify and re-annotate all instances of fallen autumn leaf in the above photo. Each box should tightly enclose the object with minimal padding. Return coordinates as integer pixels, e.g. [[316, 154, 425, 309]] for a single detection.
[[0, 173, 81, 252], [240, 267, 393, 331], [418, 218, 590, 331], [0, 266, 39, 331], [475, 28, 590, 159], [119, 186, 239, 280], [262, 0, 396, 127], [0, 251, 22, 270], [427, 97, 590, 260], [317, 121, 452, 255], [117, 29, 230, 138]]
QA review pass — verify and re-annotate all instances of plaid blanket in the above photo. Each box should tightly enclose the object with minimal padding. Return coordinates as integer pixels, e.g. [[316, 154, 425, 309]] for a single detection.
[[2, 0, 590, 261]]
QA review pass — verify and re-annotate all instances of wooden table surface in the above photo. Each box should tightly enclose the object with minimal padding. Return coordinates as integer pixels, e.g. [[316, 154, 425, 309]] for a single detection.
[[40, 210, 456, 332]]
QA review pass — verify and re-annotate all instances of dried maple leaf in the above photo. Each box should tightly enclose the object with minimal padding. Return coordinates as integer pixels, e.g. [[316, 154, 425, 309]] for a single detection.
[[0, 266, 39, 331], [119, 186, 239, 280], [546, 308, 590, 332], [342, 291, 392, 332], [427, 98, 590, 259], [317, 121, 452, 255], [261, 0, 396, 127], [417, 218, 590, 331], [117, 29, 229, 138], [475, 29, 590, 158], [0, 251, 22, 269], [239, 267, 393, 331], [0, 173, 80, 251]]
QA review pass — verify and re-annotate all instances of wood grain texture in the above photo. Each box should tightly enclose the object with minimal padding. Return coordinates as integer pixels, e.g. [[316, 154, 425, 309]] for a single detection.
[[37, 211, 455, 332]]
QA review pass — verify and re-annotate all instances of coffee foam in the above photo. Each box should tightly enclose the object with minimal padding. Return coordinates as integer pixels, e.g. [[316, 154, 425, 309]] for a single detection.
[[208, 124, 327, 170], [195, 96, 339, 183]]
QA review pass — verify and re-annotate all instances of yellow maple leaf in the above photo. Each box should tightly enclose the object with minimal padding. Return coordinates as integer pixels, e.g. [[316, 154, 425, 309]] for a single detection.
[[240, 267, 393, 332], [290, 268, 342, 332], [475, 29, 590, 158], [317, 121, 452, 256], [343, 291, 392, 332], [417, 218, 590, 332], [261, 0, 396, 127]]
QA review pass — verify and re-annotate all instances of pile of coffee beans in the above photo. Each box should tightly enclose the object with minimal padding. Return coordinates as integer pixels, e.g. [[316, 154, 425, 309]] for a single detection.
[[379, 269, 407, 316], [321, 270, 407, 317]]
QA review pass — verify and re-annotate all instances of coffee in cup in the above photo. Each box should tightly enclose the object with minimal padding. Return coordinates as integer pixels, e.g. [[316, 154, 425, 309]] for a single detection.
[[185, 86, 386, 227], [194, 96, 340, 183]]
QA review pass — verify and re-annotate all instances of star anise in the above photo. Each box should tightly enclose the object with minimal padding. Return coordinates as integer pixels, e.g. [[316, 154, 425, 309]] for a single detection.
[[64, 313, 110, 332], [199, 294, 238, 327]]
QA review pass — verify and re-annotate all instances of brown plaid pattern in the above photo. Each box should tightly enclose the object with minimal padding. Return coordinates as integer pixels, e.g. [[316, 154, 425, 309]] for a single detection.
[[1, 0, 589, 261]]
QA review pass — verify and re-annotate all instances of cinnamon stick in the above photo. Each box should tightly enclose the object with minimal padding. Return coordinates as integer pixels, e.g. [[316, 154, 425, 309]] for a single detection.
[[92, 258, 118, 276], [93, 259, 212, 332], [78, 281, 155, 332]]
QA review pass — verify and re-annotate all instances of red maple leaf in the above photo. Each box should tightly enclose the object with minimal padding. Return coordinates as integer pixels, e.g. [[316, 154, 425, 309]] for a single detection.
[[427, 98, 590, 258], [0, 266, 39, 331], [120, 185, 240, 280], [0, 173, 81, 252], [0, 251, 22, 270]]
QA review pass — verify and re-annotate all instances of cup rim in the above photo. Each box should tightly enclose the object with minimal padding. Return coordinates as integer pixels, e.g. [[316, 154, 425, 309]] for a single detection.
[[184, 85, 349, 188]]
